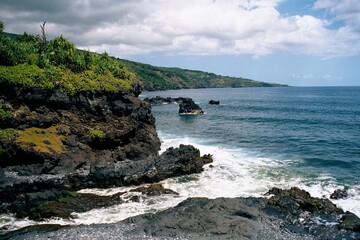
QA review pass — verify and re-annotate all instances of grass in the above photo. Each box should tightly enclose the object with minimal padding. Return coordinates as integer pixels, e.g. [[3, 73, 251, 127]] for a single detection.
[[15, 126, 66, 154]]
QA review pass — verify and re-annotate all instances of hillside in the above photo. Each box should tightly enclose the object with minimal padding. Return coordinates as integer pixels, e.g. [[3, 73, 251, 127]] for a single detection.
[[1, 25, 286, 93], [120, 59, 287, 91]]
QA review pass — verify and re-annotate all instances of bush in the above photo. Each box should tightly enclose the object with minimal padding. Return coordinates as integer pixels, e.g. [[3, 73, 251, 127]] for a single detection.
[[47, 35, 76, 68], [0, 129, 16, 141], [87, 129, 105, 139], [0, 102, 11, 119]]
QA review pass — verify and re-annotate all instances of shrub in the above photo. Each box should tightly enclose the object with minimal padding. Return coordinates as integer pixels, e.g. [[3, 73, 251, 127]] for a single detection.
[[0, 129, 16, 141], [87, 129, 105, 139], [0, 102, 11, 119]]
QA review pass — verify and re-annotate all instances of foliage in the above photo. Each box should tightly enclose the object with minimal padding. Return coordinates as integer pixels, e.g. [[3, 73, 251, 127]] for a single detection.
[[0, 22, 135, 94], [0, 102, 11, 119], [121, 60, 288, 90], [0, 128, 16, 141], [87, 129, 106, 139]]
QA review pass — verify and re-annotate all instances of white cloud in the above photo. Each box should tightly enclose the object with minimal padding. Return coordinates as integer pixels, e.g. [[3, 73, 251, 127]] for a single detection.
[[1, 0, 360, 58], [314, 0, 360, 31], [323, 74, 343, 80], [292, 74, 314, 79]]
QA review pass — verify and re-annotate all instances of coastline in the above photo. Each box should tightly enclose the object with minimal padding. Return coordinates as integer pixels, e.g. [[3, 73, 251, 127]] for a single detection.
[[1, 86, 360, 239]]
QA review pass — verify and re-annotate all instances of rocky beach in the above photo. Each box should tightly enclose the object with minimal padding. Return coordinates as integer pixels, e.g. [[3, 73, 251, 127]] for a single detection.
[[1, 82, 360, 240]]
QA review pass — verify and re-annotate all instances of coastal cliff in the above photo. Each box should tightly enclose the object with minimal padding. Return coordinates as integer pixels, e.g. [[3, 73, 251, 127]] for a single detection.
[[0, 81, 212, 220]]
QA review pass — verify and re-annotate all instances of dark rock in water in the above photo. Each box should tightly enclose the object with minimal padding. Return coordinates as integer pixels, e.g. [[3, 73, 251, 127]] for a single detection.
[[266, 187, 342, 215], [209, 100, 220, 105], [130, 183, 179, 196], [144, 96, 204, 115], [143, 96, 175, 105], [340, 211, 360, 232], [14, 183, 178, 220], [178, 98, 204, 115], [330, 187, 349, 199]]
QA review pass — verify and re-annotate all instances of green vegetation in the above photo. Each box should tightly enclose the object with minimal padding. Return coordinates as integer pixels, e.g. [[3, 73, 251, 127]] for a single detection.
[[0, 22, 135, 94], [15, 126, 66, 154], [0, 128, 16, 141], [120, 59, 287, 91], [87, 129, 106, 139], [0, 101, 11, 119], [0, 20, 285, 95]]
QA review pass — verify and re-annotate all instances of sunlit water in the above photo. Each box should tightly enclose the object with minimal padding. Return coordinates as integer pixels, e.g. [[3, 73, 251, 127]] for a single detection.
[[1, 87, 359, 232]]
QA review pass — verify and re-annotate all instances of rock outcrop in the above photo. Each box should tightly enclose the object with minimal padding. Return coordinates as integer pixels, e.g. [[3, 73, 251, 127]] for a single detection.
[[209, 100, 220, 105], [178, 98, 204, 115], [0, 81, 212, 218], [144, 96, 204, 115]]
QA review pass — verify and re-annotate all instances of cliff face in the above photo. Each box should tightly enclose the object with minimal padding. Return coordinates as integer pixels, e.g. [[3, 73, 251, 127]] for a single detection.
[[0, 81, 159, 199], [0, 81, 212, 218]]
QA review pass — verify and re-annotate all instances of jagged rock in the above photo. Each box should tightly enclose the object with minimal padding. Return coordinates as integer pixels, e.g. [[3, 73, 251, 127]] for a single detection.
[[330, 187, 349, 199], [209, 100, 220, 105], [130, 183, 179, 196], [143, 96, 204, 115], [178, 98, 204, 115], [340, 211, 360, 232], [3, 188, 360, 239], [0, 81, 213, 218], [11, 183, 178, 221]]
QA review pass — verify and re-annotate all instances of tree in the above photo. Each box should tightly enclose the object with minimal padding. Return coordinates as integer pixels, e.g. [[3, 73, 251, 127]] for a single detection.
[[0, 21, 4, 32]]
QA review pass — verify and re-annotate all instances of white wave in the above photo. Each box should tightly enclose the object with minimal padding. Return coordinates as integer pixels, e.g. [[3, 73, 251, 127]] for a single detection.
[[158, 132, 360, 217]]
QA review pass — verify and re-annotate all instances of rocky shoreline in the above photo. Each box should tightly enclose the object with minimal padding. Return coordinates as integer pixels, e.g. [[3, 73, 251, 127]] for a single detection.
[[3, 187, 360, 239], [1, 81, 360, 239], [0, 81, 211, 224]]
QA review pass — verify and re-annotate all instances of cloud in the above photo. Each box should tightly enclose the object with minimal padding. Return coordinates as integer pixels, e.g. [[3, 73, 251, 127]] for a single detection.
[[314, 0, 360, 31], [1, 0, 359, 58], [292, 74, 314, 79], [323, 74, 343, 80]]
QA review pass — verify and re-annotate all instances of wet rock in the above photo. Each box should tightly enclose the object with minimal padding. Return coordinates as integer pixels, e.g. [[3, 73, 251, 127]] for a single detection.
[[209, 100, 220, 105], [330, 187, 349, 199], [130, 184, 179, 196], [340, 211, 360, 232], [4, 188, 360, 240], [178, 98, 204, 115]]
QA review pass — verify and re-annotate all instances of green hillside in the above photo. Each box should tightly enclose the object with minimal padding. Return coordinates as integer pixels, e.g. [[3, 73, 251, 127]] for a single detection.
[[120, 59, 287, 91], [1, 20, 286, 93]]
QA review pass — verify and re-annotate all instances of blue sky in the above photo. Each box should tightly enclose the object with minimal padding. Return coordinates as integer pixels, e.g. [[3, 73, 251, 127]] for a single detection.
[[1, 0, 360, 86]]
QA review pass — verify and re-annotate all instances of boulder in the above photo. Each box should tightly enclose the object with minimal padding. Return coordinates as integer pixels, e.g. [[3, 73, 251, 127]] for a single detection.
[[178, 98, 204, 115], [330, 187, 349, 199], [209, 100, 220, 105]]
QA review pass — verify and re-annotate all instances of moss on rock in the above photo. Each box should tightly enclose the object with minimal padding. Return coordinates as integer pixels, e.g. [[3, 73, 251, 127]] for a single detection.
[[15, 126, 66, 154]]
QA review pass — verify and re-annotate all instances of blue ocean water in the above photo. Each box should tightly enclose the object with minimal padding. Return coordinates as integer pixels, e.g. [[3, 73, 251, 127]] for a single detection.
[[143, 87, 360, 215]]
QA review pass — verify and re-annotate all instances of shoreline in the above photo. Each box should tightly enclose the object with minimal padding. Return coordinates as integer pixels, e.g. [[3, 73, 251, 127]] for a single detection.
[[3, 187, 360, 240]]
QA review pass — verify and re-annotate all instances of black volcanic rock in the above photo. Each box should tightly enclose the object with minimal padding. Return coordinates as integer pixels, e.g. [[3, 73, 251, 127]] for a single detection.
[[144, 96, 204, 115], [0, 81, 212, 218], [7, 188, 359, 239], [178, 98, 204, 115], [330, 187, 349, 199], [209, 100, 220, 105]]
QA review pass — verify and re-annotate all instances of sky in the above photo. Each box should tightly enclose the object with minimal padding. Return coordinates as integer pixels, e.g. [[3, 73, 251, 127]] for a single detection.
[[1, 0, 360, 86]]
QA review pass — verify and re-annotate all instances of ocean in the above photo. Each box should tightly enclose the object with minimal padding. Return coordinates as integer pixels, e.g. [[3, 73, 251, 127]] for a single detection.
[[1, 86, 360, 231]]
